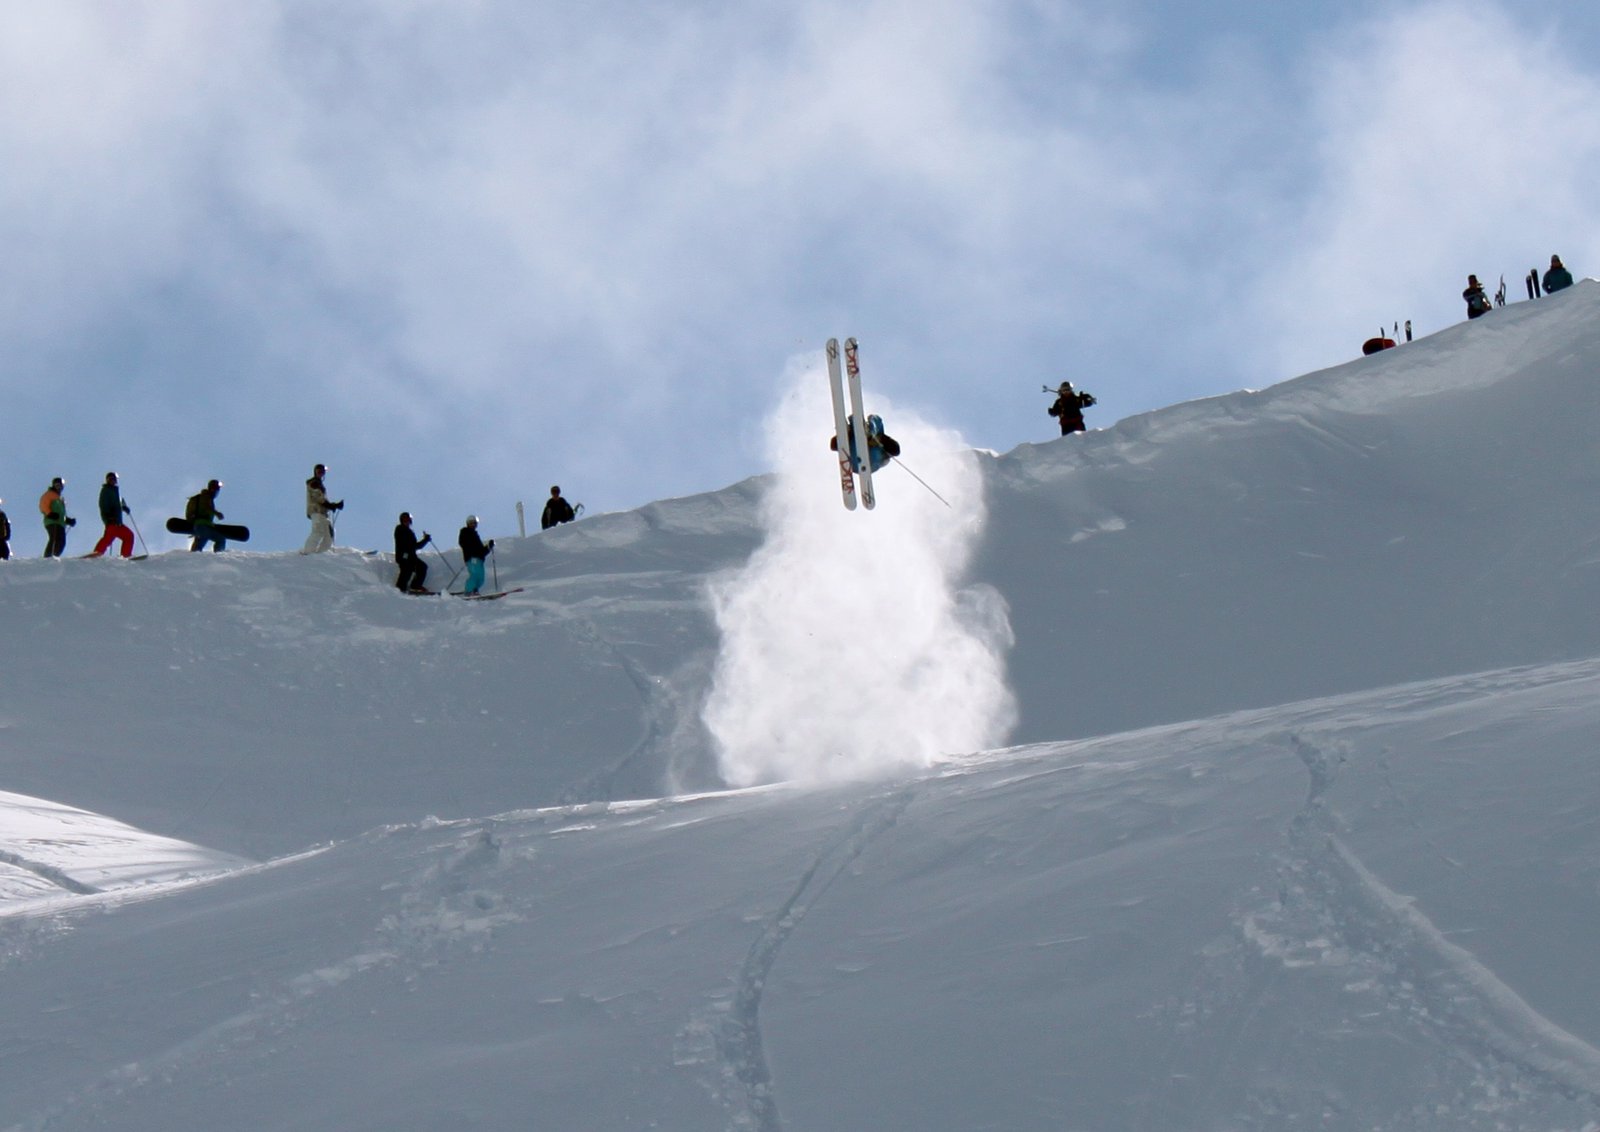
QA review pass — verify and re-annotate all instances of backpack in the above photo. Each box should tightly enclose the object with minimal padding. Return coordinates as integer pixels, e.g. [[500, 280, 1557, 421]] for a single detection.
[[185, 492, 202, 522]]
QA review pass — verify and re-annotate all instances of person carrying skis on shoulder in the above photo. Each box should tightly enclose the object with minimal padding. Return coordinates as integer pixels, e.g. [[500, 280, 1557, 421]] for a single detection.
[[394, 512, 433, 594], [541, 485, 576, 530], [1543, 255, 1574, 294], [302, 463, 342, 554], [40, 477, 74, 558], [458, 515, 494, 596], [189, 480, 227, 552], [89, 472, 135, 558], [828, 414, 901, 474], [1047, 381, 1096, 436], [1462, 274, 1492, 319], [0, 499, 11, 560]]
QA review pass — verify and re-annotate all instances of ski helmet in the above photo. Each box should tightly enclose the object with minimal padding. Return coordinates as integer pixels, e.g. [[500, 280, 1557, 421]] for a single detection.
[[465, 515, 478, 525]]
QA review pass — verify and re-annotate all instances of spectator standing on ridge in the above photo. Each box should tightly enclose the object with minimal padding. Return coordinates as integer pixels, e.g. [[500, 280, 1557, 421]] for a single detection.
[[458, 515, 494, 596], [0, 499, 11, 560], [189, 479, 227, 552], [40, 477, 73, 558], [89, 472, 135, 558], [1047, 381, 1097, 436], [394, 512, 433, 594], [302, 463, 342, 554], [1463, 274, 1492, 319], [1543, 255, 1574, 294], [540, 485, 576, 530]]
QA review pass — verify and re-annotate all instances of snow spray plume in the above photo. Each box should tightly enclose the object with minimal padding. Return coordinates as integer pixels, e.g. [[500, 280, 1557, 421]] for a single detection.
[[703, 357, 1017, 786]]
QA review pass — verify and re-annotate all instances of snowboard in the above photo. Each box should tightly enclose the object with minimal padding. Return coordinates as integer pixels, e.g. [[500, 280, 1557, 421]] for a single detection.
[[166, 517, 251, 542]]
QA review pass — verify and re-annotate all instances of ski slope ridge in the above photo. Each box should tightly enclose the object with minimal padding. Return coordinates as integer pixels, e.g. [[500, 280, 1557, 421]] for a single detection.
[[3, 283, 1600, 1128]]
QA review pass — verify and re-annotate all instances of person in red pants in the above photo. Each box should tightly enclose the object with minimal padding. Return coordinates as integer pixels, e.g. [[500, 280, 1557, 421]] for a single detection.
[[90, 472, 135, 558]]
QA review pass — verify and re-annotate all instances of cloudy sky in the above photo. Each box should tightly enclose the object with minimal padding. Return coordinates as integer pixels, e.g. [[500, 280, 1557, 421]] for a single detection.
[[2, 0, 1597, 553]]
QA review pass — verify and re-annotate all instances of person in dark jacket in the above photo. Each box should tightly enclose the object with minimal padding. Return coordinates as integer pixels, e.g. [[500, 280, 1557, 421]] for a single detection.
[[190, 479, 227, 552], [1047, 381, 1096, 436], [458, 515, 494, 595], [541, 486, 576, 530], [0, 501, 11, 560], [1543, 255, 1574, 294], [394, 512, 433, 593], [1463, 274, 1492, 319], [89, 472, 135, 558]]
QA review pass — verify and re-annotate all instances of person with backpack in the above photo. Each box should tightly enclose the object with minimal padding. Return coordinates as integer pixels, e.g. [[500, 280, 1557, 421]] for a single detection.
[[1047, 381, 1097, 436], [39, 477, 74, 557], [188, 480, 227, 552], [0, 500, 11, 560], [302, 463, 343, 554], [89, 472, 135, 558], [1463, 274, 1492, 319], [393, 512, 433, 594], [540, 485, 576, 530], [458, 515, 494, 596], [1543, 255, 1574, 294]]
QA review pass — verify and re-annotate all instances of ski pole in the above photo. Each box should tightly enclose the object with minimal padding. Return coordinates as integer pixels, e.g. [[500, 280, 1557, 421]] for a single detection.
[[490, 545, 499, 591], [432, 545, 462, 589], [125, 503, 151, 557], [894, 460, 952, 508]]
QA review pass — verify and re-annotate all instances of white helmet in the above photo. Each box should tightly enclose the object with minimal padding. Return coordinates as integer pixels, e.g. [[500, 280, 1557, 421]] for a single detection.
[[465, 515, 478, 525]]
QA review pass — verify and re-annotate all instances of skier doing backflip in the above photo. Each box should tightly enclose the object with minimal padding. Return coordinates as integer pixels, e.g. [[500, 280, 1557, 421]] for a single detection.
[[1047, 381, 1096, 436], [828, 414, 901, 474]]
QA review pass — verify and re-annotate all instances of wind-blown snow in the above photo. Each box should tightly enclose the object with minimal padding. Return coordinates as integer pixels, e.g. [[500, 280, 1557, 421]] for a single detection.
[[704, 358, 1016, 784], [5, 285, 1600, 1129]]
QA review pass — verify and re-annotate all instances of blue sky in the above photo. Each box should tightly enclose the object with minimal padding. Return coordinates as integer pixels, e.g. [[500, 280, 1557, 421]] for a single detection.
[[2, 0, 1598, 553]]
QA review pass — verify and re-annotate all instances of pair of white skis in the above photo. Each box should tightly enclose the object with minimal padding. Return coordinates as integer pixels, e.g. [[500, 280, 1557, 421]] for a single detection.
[[826, 337, 875, 510]]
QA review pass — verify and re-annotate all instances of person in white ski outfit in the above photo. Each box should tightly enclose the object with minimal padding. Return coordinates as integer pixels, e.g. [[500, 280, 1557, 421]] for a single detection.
[[301, 463, 342, 554]]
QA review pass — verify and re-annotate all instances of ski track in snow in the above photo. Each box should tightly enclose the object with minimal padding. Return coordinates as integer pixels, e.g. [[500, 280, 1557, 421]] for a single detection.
[[696, 787, 913, 1132], [3, 820, 524, 1132], [1229, 733, 1600, 1127], [0, 849, 99, 897]]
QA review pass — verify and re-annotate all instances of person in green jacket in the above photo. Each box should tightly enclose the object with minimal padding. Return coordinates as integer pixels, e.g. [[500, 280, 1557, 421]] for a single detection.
[[40, 477, 74, 558], [1543, 254, 1574, 294]]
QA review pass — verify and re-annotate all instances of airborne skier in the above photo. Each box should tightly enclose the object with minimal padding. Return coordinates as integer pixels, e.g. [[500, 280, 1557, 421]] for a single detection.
[[828, 414, 901, 474]]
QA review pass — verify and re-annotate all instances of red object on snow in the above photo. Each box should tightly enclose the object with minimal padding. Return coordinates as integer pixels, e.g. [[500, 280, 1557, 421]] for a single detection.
[[1362, 337, 1397, 356]]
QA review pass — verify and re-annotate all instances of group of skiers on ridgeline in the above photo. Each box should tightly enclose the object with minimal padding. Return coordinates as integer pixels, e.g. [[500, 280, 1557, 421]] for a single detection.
[[1464, 254, 1575, 320], [0, 464, 581, 594], [390, 486, 576, 596]]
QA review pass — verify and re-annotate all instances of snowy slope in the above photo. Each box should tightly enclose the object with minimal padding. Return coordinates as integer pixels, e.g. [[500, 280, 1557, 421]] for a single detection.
[[3, 285, 1600, 1130]]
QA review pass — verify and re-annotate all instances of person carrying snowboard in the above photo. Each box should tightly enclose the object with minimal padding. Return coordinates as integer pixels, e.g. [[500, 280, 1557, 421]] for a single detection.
[[0, 500, 11, 560], [89, 472, 135, 558], [828, 414, 901, 474], [302, 463, 342, 554], [394, 512, 433, 593], [1047, 381, 1096, 436], [1543, 254, 1574, 294], [458, 515, 494, 596], [40, 477, 74, 558], [189, 480, 227, 552], [541, 485, 576, 530], [1463, 274, 1492, 319]]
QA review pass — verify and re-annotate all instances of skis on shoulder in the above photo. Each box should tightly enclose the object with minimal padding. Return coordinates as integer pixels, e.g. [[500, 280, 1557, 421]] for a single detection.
[[844, 338, 875, 510], [826, 338, 857, 510]]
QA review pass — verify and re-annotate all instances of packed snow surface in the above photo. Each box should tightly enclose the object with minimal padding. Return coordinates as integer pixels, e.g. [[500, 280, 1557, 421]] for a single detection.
[[4, 284, 1600, 1130]]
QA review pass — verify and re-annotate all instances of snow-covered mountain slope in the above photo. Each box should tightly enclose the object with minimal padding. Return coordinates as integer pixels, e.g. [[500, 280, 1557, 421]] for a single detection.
[[4, 283, 1600, 1130], [986, 280, 1600, 741]]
